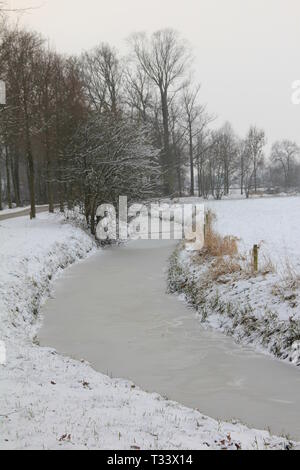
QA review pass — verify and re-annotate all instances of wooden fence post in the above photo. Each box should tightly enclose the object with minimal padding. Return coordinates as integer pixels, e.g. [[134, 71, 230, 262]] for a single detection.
[[253, 244, 259, 272], [204, 212, 209, 242]]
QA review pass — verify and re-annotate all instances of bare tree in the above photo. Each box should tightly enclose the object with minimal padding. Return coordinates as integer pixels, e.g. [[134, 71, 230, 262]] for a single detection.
[[208, 131, 226, 200], [169, 101, 188, 196], [195, 128, 213, 198], [239, 139, 253, 198], [181, 83, 204, 195], [244, 126, 266, 193], [82, 44, 122, 115], [271, 140, 300, 190], [131, 29, 191, 194], [0, 28, 45, 218], [207, 123, 238, 198], [124, 67, 153, 123], [66, 115, 161, 234]]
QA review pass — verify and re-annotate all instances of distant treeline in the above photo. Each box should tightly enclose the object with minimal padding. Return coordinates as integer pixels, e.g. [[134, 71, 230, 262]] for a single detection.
[[0, 17, 299, 232]]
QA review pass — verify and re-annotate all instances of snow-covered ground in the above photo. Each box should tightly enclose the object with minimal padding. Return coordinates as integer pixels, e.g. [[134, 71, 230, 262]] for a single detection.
[[207, 196, 300, 268], [169, 196, 300, 367], [0, 212, 292, 450], [181, 196, 300, 269]]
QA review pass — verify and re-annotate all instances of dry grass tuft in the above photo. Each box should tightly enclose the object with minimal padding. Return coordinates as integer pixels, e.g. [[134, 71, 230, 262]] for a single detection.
[[203, 210, 239, 258], [205, 231, 239, 258], [209, 257, 242, 282], [282, 258, 300, 287], [272, 258, 300, 306], [259, 255, 276, 275], [243, 248, 276, 276], [272, 265, 299, 308], [192, 210, 276, 282]]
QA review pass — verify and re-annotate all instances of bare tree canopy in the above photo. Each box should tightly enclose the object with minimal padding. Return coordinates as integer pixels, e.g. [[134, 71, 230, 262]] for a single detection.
[[0, 19, 299, 224], [130, 29, 191, 194], [271, 140, 300, 190]]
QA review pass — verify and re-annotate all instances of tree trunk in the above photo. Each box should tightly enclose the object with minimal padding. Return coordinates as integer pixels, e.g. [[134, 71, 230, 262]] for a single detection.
[[253, 163, 257, 193], [24, 100, 36, 219], [241, 155, 244, 195], [47, 159, 54, 213], [45, 134, 54, 213], [57, 155, 64, 213], [90, 198, 97, 235], [0, 160, 2, 210], [5, 145, 12, 209], [15, 153, 21, 206], [11, 149, 21, 206], [59, 184, 64, 213], [85, 192, 91, 225], [160, 89, 172, 194], [67, 184, 73, 210], [27, 147, 36, 219], [176, 165, 182, 197], [189, 123, 194, 196], [209, 162, 215, 198]]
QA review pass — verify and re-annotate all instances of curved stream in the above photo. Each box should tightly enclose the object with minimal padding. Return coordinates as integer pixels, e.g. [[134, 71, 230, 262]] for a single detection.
[[39, 240, 300, 439]]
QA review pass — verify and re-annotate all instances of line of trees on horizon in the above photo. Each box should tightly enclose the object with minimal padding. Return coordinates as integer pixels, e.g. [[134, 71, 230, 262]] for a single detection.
[[0, 17, 299, 232]]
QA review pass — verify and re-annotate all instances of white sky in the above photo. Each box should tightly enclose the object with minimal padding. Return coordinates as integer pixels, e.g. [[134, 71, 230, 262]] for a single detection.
[[8, 0, 300, 150]]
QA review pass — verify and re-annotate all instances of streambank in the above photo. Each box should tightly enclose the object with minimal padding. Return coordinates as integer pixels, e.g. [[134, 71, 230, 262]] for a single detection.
[[168, 244, 300, 367], [0, 215, 294, 449]]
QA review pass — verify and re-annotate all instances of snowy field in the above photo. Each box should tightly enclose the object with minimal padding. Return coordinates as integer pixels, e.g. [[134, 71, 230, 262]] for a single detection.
[[177, 196, 300, 268], [206, 196, 300, 270], [0, 212, 291, 450]]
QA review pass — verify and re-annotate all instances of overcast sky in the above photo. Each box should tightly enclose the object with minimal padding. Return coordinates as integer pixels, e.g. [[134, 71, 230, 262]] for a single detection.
[[9, 0, 300, 150]]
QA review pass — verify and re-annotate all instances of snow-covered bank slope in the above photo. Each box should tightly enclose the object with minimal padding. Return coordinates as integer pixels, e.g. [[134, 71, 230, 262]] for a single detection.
[[0, 213, 96, 343], [169, 196, 300, 367], [0, 214, 292, 450]]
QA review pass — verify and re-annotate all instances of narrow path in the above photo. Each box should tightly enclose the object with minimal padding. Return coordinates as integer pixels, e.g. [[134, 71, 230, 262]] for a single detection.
[[0, 205, 50, 221]]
